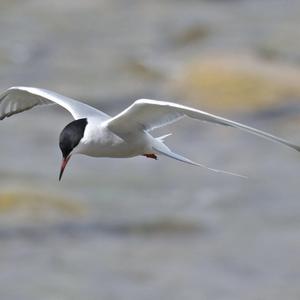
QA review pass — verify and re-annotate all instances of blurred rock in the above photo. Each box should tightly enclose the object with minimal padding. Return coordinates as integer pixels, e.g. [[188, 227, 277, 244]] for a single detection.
[[123, 57, 165, 81], [169, 24, 211, 48], [170, 54, 300, 112], [0, 191, 85, 224]]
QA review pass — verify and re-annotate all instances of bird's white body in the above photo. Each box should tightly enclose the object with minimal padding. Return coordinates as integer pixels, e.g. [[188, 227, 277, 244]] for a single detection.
[[76, 119, 156, 158], [0, 86, 299, 179]]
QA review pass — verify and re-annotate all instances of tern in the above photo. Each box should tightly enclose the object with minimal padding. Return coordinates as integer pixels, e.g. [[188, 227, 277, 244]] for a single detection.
[[0, 86, 299, 180]]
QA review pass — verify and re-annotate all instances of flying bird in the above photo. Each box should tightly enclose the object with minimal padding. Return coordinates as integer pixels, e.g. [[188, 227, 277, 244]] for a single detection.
[[0, 86, 299, 180]]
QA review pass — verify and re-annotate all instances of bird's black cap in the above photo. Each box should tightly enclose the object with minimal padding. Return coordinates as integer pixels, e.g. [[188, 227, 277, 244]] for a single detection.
[[59, 118, 88, 158]]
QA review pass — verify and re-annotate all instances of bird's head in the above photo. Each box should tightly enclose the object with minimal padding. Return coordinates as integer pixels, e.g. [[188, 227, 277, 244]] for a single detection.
[[59, 118, 88, 181]]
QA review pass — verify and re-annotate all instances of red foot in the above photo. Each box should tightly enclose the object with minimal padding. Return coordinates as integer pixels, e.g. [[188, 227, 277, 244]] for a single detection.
[[143, 153, 158, 160]]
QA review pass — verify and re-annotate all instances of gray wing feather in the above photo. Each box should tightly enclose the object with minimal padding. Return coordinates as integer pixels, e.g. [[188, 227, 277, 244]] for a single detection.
[[0, 86, 110, 120], [107, 99, 300, 152]]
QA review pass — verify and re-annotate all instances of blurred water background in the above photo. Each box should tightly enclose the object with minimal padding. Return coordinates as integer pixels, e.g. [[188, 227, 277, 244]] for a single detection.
[[1, 0, 300, 299]]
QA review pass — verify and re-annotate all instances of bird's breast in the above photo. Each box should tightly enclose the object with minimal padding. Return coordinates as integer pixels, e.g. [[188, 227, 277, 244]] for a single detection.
[[76, 124, 148, 158]]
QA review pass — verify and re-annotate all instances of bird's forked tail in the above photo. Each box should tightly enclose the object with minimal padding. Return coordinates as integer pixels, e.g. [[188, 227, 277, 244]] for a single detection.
[[152, 142, 247, 178]]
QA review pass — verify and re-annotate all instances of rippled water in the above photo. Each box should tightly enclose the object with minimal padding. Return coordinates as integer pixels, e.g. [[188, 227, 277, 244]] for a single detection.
[[1, 1, 300, 299]]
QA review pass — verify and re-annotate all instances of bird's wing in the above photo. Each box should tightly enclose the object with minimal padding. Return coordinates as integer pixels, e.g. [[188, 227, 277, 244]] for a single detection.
[[107, 99, 300, 152], [0, 86, 110, 120]]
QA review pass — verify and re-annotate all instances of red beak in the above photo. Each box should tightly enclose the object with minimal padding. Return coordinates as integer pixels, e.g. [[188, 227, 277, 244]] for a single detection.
[[59, 156, 71, 181]]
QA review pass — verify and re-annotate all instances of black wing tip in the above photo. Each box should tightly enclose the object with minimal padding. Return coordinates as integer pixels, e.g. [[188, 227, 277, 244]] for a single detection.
[[286, 142, 300, 152]]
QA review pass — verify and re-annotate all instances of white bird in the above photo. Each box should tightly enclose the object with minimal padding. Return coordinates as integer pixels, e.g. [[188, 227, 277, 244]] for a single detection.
[[0, 86, 299, 180]]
